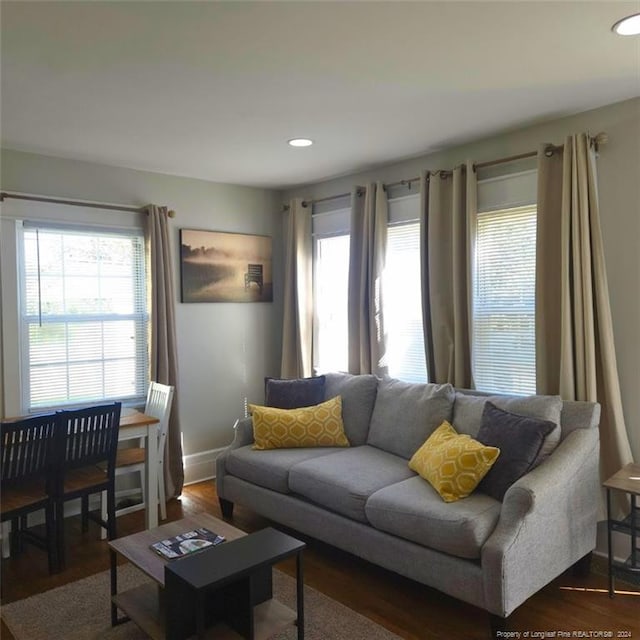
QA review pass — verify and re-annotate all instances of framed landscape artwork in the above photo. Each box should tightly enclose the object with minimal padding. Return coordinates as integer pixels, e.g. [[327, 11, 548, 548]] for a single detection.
[[179, 229, 273, 303]]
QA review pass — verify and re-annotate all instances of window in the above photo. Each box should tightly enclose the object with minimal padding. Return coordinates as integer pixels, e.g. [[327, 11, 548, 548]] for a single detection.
[[313, 234, 349, 374], [311, 195, 428, 381], [383, 222, 427, 383], [472, 205, 537, 394], [20, 225, 148, 410]]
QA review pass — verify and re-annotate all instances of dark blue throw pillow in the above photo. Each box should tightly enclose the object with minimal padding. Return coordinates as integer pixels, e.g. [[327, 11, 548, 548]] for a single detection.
[[264, 375, 326, 409], [476, 401, 556, 501]]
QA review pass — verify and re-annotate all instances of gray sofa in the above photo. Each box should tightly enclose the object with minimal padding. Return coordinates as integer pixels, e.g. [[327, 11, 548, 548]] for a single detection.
[[216, 373, 600, 628]]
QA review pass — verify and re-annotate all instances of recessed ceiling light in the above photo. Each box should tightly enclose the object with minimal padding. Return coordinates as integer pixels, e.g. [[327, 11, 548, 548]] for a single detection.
[[288, 138, 314, 147], [612, 13, 640, 35]]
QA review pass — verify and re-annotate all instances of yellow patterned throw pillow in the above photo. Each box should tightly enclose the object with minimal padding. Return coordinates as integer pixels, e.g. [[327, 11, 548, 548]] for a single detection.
[[409, 421, 500, 503], [250, 396, 350, 450]]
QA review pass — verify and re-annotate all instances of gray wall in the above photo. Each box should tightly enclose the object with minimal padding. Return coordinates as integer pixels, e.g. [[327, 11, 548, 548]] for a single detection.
[[0, 150, 284, 475], [285, 97, 640, 463]]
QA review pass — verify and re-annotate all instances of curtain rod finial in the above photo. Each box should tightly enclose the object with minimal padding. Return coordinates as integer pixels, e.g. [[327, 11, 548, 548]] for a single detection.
[[594, 132, 608, 147], [168, 210, 176, 218]]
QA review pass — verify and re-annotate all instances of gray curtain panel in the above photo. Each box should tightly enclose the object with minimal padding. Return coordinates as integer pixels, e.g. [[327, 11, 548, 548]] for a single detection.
[[347, 183, 388, 375], [145, 205, 184, 499], [419, 163, 475, 387], [536, 134, 633, 517], [280, 198, 313, 378]]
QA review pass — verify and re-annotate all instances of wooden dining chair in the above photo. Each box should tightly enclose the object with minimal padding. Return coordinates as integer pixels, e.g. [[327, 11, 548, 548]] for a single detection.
[[103, 383, 174, 528], [54, 402, 121, 568], [0, 414, 59, 573]]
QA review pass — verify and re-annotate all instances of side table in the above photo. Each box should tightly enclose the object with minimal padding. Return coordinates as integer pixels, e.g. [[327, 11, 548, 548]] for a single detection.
[[603, 462, 640, 596]]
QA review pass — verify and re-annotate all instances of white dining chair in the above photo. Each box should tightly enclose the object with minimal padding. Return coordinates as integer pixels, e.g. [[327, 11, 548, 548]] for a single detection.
[[101, 382, 175, 529]]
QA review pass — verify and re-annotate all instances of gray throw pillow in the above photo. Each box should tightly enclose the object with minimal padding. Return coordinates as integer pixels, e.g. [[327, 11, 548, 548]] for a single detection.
[[367, 378, 455, 459], [452, 392, 563, 462], [264, 375, 326, 409], [476, 402, 556, 501], [324, 372, 379, 446]]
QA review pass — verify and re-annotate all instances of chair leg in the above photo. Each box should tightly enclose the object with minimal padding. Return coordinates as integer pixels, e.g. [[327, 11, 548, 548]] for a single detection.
[[17, 515, 29, 553], [10, 518, 21, 556], [45, 502, 59, 574], [140, 467, 146, 505], [100, 490, 108, 541], [81, 495, 89, 533], [56, 500, 66, 570], [107, 483, 117, 541], [1, 521, 11, 559], [158, 464, 167, 521]]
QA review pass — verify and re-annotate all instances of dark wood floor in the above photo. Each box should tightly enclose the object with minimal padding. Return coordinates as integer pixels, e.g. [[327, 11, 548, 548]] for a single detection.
[[2, 481, 639, 639]]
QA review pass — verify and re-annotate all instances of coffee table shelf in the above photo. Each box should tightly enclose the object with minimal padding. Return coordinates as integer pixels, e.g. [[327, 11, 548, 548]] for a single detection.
[[112, 582, 296, 640], [112, 584, 169, 640], [109, 513, 305, 640]]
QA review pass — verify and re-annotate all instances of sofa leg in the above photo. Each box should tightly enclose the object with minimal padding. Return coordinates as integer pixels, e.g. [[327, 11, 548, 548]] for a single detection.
[[219, 498, 234, 519], [571, 551, 593, 578], [489, 613, 507, 637]]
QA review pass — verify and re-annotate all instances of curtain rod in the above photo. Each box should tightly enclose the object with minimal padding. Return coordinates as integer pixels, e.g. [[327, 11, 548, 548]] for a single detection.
[[0, 192, 176, 217], [306, 191, 352, 207], [282, 132, 607, 211]]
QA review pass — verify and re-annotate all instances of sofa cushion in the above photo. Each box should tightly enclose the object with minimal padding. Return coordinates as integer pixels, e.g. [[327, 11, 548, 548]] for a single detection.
[[409, 421, 500, 503], [250, 396, 350, 450], [225, 445, 340, 494], [452, 392, 562, 461], [365, 476, 501, 559], [476, 402, 556, 501], [324, 372, 378, 446], [367, 378, 455, 459], [288, 445, 415, 523], [265, 375, 326, 409]]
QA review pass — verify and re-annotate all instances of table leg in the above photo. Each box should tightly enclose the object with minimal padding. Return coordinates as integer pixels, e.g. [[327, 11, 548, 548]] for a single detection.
[[607, 488, 614, 598], [145, 423, 159, 530], [296, 551, 304, 640], [110, 550, 132, 626]]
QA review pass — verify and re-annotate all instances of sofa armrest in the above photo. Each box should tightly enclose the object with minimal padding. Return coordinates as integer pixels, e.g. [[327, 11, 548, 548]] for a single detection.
[[481, 427, 600, 617], [215, 417, 254, 499], [229, 417, 255, 449]]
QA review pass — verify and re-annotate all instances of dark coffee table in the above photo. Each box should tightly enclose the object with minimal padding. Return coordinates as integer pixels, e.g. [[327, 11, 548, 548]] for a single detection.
[[109, 513, 305, 640]]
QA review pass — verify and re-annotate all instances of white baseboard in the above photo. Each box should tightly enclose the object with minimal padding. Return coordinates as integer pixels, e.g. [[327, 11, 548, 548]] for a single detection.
[[183, 447, 225, 486]]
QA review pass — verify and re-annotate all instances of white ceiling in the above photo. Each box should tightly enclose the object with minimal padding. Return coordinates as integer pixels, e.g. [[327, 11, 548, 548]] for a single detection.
[[1, 1, 639, 190]]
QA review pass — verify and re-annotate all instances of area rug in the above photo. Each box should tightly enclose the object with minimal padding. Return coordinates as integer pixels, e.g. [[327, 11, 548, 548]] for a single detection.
[[2, 564, 402, 640]]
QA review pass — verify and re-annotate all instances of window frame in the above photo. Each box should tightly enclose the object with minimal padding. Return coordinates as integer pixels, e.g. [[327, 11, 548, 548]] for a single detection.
[[17, 221, 149, 412]]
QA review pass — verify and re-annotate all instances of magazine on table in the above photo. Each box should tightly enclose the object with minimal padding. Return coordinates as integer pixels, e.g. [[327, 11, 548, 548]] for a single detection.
[[150, 527, 226, 560]]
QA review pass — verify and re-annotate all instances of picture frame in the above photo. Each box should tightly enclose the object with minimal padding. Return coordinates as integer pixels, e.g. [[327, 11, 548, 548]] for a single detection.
[[179, 229, 273, 303]]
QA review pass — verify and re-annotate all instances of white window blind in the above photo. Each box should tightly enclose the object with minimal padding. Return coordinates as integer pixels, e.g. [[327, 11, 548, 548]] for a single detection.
[[383, 222, 427, 383], [313, 233, 350, 374], [472, 205, 536, 395], [21, 225, 148, 410]]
